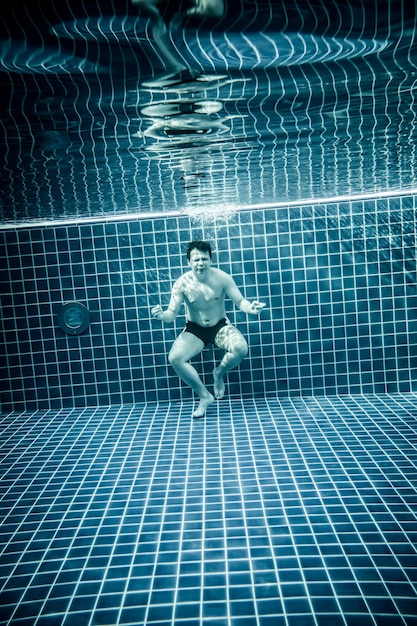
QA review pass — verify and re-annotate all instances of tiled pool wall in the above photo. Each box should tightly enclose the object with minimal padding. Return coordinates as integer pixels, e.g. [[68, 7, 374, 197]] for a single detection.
[[1, 195, 416, 412]]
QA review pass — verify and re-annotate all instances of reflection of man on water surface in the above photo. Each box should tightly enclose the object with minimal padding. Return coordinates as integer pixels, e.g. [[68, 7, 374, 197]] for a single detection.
[[131, 0, 224, 75], [151, 241, 265, 417], [131, 0, 224, 19]]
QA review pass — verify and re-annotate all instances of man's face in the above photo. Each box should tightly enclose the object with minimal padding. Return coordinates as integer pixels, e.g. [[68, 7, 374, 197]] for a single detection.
[[188, 249, 212, 278]]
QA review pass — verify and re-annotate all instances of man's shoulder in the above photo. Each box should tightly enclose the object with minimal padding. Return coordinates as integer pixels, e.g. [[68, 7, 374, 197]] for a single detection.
[[211, 267, 233, 283], [174, 271, 192, 290]]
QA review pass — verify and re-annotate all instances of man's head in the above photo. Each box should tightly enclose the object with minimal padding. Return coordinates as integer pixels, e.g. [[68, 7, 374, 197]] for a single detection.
[[186, 240, 212, 261]]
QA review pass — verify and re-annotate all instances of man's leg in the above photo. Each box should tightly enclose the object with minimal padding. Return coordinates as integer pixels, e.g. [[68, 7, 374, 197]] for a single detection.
[[213, 326, 248, 399], [168, 332, 214, 417]]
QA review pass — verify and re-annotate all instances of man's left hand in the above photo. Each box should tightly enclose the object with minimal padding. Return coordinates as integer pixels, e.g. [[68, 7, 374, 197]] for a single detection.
[[250, 301, 266, 314]]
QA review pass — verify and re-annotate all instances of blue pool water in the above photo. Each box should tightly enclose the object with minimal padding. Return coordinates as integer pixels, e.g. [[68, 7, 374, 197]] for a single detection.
[[1, 1, 417, 624], [1, 197, 417, 412], [1, 394, 417, 625], [0, 0, 416, 224]]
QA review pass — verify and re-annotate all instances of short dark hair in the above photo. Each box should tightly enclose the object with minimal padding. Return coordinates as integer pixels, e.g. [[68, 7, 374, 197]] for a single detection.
[[186, 240, 212, 260]]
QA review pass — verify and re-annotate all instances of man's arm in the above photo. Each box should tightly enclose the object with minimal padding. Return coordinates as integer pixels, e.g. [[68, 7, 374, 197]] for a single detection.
[[223, 272, 266, 315], [151, 279, 184, 323]]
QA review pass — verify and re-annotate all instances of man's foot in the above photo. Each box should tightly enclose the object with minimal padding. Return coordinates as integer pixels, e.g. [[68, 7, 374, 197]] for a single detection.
[[213, 367, 225, 400], [192, 393, 214, 418]]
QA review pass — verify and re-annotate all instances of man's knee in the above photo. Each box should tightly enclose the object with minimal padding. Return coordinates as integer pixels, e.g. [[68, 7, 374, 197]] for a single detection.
[[168, 349, 181, 367], [234, 339, 248, 360], [168, 346, 192, 368]]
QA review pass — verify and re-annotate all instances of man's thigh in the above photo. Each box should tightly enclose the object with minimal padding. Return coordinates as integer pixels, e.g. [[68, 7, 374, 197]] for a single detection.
[[214, 325, 247, 352], [169, 331, 205, 361]]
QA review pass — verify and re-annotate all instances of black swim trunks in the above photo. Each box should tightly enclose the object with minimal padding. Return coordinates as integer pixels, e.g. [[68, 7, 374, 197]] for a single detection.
[[184, 318, 228, 347]]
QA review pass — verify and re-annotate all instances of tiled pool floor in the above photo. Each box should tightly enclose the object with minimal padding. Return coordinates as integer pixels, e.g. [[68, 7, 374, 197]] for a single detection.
[[1, 394, 417, 626]]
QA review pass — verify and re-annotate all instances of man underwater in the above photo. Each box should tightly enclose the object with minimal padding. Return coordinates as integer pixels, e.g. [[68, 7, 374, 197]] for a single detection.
[[151, 240, 265, 417]]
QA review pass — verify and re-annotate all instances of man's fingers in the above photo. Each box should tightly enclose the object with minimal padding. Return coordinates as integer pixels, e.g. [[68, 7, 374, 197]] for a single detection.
[[151, 305, 162, 317]]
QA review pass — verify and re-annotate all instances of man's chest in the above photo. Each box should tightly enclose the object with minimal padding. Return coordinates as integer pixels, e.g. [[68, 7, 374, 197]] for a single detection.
[[184, 281, 224, 305]]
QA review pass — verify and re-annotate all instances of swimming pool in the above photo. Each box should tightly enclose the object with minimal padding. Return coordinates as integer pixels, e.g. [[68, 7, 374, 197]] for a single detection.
[[1, 196, 416, 411], [0, 1, 417, 625]]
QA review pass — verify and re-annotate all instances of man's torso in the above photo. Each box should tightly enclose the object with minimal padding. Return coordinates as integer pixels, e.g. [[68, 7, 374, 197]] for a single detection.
[[180, 268, 227, 326]]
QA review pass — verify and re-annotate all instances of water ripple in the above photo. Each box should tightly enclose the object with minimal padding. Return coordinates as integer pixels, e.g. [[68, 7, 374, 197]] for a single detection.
[[185, 32, 392, 69]]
